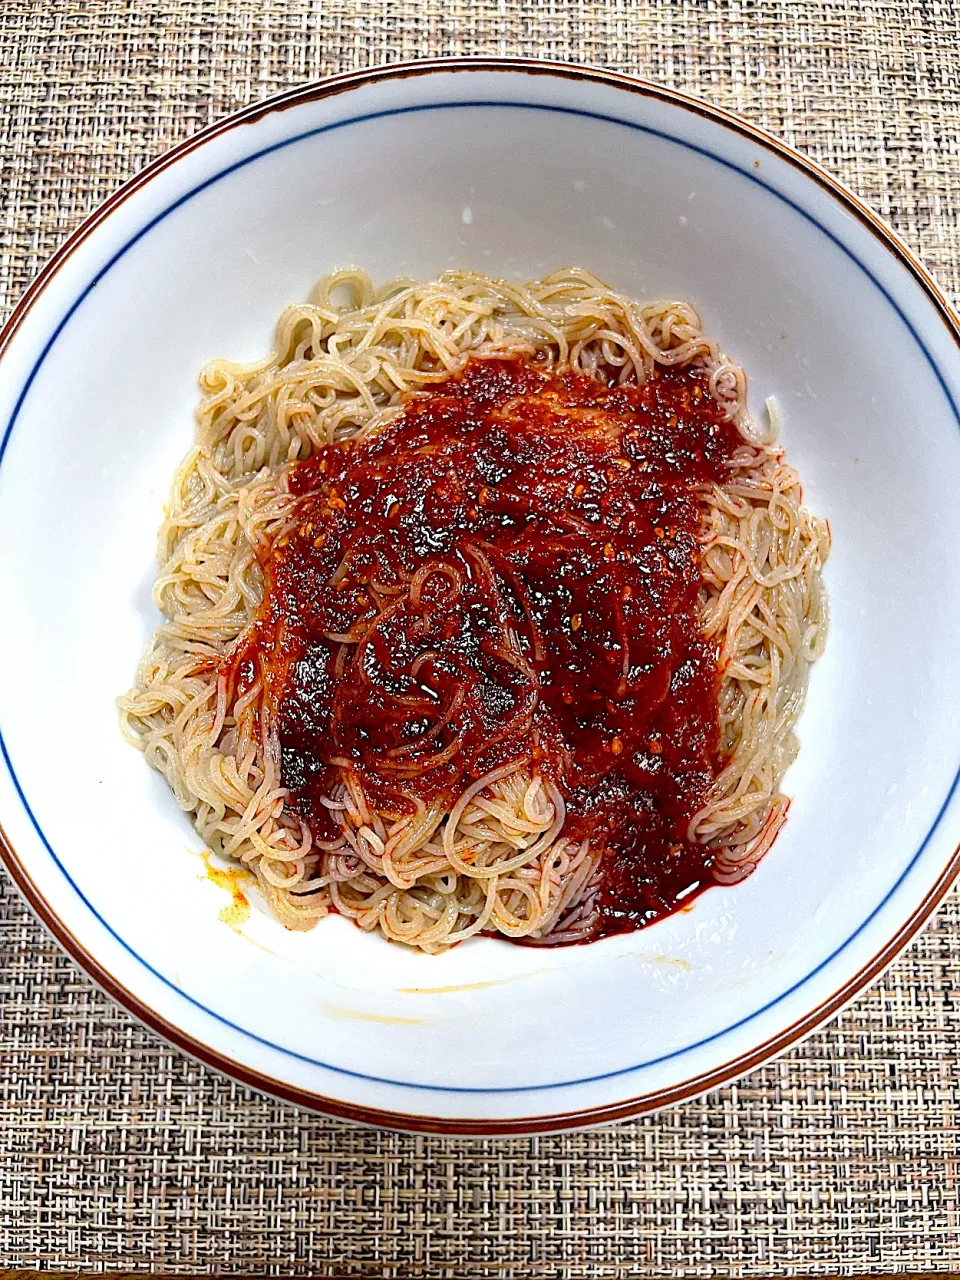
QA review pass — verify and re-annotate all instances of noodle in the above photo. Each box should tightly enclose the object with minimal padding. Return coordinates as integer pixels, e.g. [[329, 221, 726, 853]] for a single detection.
[[119, 268, 829, 950]]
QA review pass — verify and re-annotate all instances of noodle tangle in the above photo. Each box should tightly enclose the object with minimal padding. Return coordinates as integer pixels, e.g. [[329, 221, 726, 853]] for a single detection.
[[119, 268, 829, 951]]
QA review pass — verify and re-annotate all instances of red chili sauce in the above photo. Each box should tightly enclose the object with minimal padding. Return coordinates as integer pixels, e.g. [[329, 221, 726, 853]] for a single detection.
[[230, 356, 744, 937]]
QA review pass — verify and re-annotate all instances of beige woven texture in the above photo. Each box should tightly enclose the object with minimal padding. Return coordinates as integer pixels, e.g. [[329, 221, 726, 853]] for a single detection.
[[2, 1, 960, 1275]]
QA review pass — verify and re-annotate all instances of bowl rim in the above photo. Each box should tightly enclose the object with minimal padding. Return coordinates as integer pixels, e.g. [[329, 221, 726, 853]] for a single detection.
[[2, 55, 959, 1135]]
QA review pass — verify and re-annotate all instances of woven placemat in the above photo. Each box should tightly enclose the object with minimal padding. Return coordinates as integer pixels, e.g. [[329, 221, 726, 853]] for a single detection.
[[2, 2, 960, 1275]]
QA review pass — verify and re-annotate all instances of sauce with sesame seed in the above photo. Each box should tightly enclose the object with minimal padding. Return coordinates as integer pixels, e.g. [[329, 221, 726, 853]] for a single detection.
[[227, 356, 743, 938]]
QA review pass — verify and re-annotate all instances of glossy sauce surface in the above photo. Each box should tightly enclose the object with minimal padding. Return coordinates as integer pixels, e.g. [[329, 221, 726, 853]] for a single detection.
[[230, 357, 742, 936]]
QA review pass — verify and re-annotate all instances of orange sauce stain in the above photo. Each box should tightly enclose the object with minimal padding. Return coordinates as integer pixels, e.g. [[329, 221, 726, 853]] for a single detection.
[[650, 955, 693, 971], [200, 852, 251, 928]]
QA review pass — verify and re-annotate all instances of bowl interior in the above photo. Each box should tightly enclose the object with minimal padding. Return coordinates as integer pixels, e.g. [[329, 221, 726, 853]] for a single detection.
[[2, 67, 959, 1126]]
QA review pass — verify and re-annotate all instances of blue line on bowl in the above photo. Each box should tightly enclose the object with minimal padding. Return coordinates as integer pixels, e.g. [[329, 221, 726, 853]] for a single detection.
[[1, 98, 959, 1096]]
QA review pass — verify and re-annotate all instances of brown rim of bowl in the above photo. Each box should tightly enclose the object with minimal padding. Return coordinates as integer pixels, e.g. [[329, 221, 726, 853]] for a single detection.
[[2, 57, 959, 1136]]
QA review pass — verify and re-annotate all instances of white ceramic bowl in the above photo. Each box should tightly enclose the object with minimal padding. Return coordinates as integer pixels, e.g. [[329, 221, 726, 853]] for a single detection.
[[2, 60, 960, 1135]]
